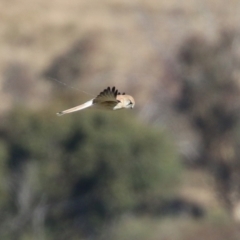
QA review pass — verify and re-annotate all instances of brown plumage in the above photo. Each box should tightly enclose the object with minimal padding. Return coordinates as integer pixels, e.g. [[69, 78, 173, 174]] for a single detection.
[[57, 86, 135, 116]]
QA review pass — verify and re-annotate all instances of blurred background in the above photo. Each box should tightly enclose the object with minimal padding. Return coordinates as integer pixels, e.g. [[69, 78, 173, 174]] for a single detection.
[[1, 0, 240, 239]]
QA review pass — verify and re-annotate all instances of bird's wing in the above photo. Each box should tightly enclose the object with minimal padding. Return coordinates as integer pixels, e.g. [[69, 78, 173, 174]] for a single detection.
[[57, 99, 94, 116], [57, 87, 127, 115], [93, 87, 124, 107]]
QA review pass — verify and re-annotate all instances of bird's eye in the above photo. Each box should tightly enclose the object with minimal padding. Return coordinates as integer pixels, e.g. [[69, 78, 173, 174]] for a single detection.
[[128, 101, 132, 106]]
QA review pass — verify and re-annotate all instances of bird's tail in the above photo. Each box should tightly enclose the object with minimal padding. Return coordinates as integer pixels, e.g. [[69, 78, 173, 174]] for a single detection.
[[56, 99, 94, 116]]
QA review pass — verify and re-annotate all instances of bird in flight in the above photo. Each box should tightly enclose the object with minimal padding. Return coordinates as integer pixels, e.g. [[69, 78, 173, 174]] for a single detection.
[[57, 86, 135, 116]]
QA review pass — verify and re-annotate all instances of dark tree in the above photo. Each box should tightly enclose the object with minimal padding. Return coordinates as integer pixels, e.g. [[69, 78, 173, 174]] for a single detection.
[[176, 31, 240, 218]]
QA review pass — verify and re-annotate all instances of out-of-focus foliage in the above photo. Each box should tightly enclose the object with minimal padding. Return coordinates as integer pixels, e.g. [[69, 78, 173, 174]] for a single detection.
[[104, 216, 239, 240], [176, 31, 240, 216], [0, 106, 181, 239], [2, 0, 240, 238]]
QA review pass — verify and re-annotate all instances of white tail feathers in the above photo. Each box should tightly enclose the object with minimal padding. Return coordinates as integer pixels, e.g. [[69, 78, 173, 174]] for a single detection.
[[56, 99, 93, 116]]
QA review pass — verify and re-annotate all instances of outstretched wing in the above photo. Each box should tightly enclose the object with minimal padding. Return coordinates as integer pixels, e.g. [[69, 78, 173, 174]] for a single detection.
[[56, 99, 94, 116], [93, 86, 125, 108]]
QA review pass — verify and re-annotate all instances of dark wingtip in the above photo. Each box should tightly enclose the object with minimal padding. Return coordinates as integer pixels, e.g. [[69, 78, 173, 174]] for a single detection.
[[99, 86, 126, 98], [56, 112, 63, 116], [110, 86, 118, 97]]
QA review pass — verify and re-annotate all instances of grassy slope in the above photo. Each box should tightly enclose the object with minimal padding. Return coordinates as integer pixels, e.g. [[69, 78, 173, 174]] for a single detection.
[[1, 0, 240, 232]]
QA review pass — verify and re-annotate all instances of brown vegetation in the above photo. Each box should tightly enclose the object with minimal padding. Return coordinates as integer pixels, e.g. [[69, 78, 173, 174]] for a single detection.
[[1, 0, 240, 239]]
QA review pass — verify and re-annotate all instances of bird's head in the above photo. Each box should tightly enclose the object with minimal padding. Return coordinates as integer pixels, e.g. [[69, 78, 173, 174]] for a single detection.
[[125, 95, 135, 109]]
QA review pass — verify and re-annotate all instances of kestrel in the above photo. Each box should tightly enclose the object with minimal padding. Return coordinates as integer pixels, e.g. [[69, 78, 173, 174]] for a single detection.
[[56, 86, 135, 116]]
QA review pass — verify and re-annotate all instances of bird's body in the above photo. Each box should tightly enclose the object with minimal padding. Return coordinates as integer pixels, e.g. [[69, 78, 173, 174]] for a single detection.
[[57, 87, 135, 116]]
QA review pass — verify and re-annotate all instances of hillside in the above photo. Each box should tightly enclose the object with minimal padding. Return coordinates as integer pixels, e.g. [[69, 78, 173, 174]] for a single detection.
[[1, 0, 240, 239]]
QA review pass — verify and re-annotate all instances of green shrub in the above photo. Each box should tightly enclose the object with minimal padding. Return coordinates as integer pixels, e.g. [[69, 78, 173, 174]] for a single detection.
[[0, 106, 181, 238]]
